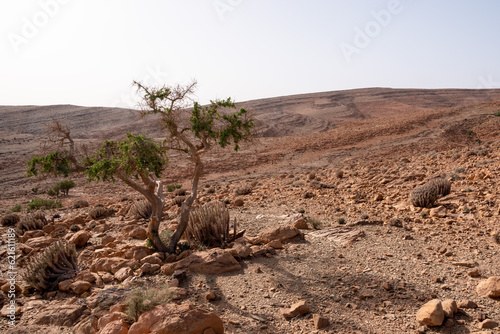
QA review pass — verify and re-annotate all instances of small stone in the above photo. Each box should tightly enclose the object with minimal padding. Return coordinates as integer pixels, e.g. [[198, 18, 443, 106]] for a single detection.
[[127, 227, 147, 240], [381, 282, 393, 291], [476, 276, 500, 298], [442, 299, 457, 318], [468, 268, 481, 277], [114, 267, 133, 282], [233, 198, 244, 207], [138, 263, 160, 275], [205, 291, 216, 301], [69, 281, 92, 294], [458, 300, 478, 309], [69, 230, 91, 247], [478, 319, 498, 329], [444, 318, 455, 327], [292, 218, 309, 229], [430, 206, 447, 218], [416, 299, 444, 326], [266, 240, 283, 249], [280, 300, 309, 319], [374, 193, 384, 201], [312, 314, 329, 329], [1, 282, 21, 293], [58, 279, 74, 292]]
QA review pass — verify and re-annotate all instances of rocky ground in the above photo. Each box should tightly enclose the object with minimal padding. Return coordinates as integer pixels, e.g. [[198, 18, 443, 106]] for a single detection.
[[0, 92, 499, 334]]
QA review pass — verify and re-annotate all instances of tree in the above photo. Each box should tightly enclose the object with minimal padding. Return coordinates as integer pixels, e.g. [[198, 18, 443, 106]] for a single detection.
[[27, 121, 170, 251], [134, 80, 254, 253]]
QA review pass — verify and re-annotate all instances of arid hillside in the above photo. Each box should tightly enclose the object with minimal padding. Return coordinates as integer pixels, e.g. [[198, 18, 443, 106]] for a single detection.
[[1, 88, 500, 334]]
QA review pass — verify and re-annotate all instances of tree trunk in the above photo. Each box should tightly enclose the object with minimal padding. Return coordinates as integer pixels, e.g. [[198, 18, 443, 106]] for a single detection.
[[166, 157, 203, 253], [146, 188, 167, 252]]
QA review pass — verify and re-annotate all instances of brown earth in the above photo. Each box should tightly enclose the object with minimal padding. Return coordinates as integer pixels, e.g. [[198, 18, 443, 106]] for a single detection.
[[1, 88, 500, 333]]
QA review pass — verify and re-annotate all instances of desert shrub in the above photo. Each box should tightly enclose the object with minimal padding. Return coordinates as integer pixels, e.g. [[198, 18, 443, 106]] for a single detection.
[[305, 216, 322, 229], [89, 206, 114, 220], [16, 212, 48, 236], [494, 111, 500, 117], [410, 184, 439, 208], [427, 177, 451, 197], [22, 240, 78, 292], [173, 188, 186, 197], [126, 286, 173, 321], [46, 187, 59, 197], [69, 224, 80, 232], [1, 213, 20, 226], [207, 187, 215, 194], [56, 180, 76, 196], [9, 204, 22, 213], [28, 198, 62, 210], [131, 200, 152, 219], [185, 201, 238, 248], [337, 217, 346, 224], [73, 199, 89, 209], [335, 170, 344, 179], [172, 196, 186, 207], [166, 184, 182, 192], [235, 186, 252, 196], [361, 214, 369, 220]]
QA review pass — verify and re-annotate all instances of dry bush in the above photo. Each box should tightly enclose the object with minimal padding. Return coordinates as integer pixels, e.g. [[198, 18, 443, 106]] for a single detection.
[[185, 201, 238, 248], [235, 186, 252, 196], [427, 177, 451, 197], [172, 196, 186, 207], [22, 240, 78, 292], [173, 188, 186, 197], [73, 199, 89, 209], [89, 206, 114, 220], [410, 184, 439, 208], [335, 170, 344, 178], [131, 200, 153, 219], [126, 286, 173, 321], [1, 213, 20, 226], [16, 212, 48, 236]]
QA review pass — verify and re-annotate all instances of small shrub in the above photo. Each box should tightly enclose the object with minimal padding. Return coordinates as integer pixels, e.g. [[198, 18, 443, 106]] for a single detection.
[[173, 188, 186, 197], [172, 196, 186, 207], [9, 204, 22, 213], [73, 199, 89, 209], [46, 187, 58, 197], [56, 180, 76, 196], [335, 170, 344, 179], [297, 208, 305, 214], [462, 207, 471, 213], [337, 217, 346, 224], [494, 111, 500, 117], [361, 214, 369, 220], [235, 186, 252, 196], [22, 240, 78, 292], [1, 213, 20, 226], [89, 206, 113, 220], [420, 211, 428, 218], [69, 224, 80, 232], [410, 184, 439, 208], [185, 201, 238, 248], [427, 177, 451, 197], [131, 200, 153, 219], [126, 286, 173, 321], [467, 130, 474, 136], [160, 229, 172, 245], [305, 216, 322, 229], [28, 198, 62, 210], [16, 212, 48, 236], [166, 184, 182, 192], [207, 187, 216, 194]]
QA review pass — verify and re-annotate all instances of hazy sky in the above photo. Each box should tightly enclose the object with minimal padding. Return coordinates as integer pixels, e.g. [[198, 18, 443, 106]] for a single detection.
[[1, 0, 499, 108]]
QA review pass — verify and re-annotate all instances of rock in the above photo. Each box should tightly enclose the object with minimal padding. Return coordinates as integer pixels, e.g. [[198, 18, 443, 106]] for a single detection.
[[252, 225, 303, 244], [76, 270, 97, 283], [468, 268, 481, 277], [100, 320, 129, 334], [476, 276, 500, 298], [138, 263, 161, 275], [442, 299, 458, 318], [478, 319, 498, 329], [34, 304, 85, 326], [227, 242, 252, 260], [128, 303, 224, 334], [0, 303, 21, 317], [205, 291, 216, 300], [444, 318, 455, 327], [58, 279, 74, 292], [292, 218, 309, 229], [128, 227, 148, 240], [170, 287, 188, 300], [233, 198, 244, 207], [374, 193, 384, 201], [98, 312, 128, 331], [70, 230, 91, 247], [73, 315, 99, 334], [1, 282, 21, 292], [114, 267, 133, 281], [90, 257, 138, 274], [69, 281, 92, 294], [25, 236, 57, 249], [312, 314, 329, 329], [266, 240, 283, 249], [458, 300, 478, 309], [280, 300, 310, 319], [110, 304, 128, 313], [140, 254, 163, 266], [161, 249, 241, 275], [416, 299, 445, 326], [430, 206, 447, 218]]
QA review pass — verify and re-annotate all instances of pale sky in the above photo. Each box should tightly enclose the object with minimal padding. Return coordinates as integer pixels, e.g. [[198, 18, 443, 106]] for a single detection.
[[1, 0, 499, 108]]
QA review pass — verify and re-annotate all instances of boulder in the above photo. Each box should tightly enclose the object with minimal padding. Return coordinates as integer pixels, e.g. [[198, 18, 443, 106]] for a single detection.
[[416, 299, 444, 326], [161, 250, 241, 275], [90, 257, 138, 274], [69, 281, 92, 294], [292, 218, 309, 229], [70, 230, 91, 247], [128, 303, 224, 334], [280, 300, 310, 319], [312, 314, 329, 329], [252, 226, 303, 245], [442, 299, 458, 318], [128, 227, 148, 240], [34, 304, 86, 326], [476, 276, 500, 298], [114, 267, 133, 282]]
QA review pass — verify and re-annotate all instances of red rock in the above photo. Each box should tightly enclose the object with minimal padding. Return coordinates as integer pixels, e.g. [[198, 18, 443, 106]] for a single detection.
[[416, 299, 444, 326], [69, 280, 92, 294], [70, 230, 91, 247], [161, 250, 241, 275], [280, 300, 310, 319]]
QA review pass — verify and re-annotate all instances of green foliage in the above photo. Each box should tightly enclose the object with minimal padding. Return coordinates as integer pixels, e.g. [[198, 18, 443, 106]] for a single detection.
[[84, 134, 167, 183], [56, 179, 76, 196], [467, 130, 474, 135], [126, 286, 173, 321], [166, 184, 181, 192], [494, 111, 500, 117], [9, 204, 22, 213], [27, 151, 72, 177], [28, 198, 62, 210], [337, 217, 346, 224]]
